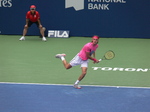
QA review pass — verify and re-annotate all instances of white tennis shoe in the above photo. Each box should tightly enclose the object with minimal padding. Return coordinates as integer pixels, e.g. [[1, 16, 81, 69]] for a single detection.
[[42, 37, 47, 41], [55, 54, 66, 58], [74, 84, 82, 89], [19, 36, 25, 41]]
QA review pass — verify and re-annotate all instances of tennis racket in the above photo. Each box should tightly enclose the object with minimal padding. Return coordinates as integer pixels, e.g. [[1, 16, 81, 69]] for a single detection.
[[99, 50, 115, 61]]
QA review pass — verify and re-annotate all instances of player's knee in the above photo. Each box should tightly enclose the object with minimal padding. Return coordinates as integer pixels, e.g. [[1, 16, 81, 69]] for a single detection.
[[66, 66, 71, 69], [65, 65, 72, 69], [24, 25, 28, 29], [82, 71, 87, 75]]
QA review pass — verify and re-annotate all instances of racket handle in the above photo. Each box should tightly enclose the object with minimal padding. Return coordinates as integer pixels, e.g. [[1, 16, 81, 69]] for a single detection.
[[99, 59, 102, 61]]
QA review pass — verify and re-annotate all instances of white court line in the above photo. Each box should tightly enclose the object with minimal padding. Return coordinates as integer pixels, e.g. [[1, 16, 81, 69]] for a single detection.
[[0, 82, 150, 89]]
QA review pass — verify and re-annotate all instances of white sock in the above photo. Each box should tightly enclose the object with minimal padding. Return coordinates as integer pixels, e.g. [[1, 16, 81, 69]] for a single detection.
[[60, 56, 65, 61], [74, 80, 80, 85]]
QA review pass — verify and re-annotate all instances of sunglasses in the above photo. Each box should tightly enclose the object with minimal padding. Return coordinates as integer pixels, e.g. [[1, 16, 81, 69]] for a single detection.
[[30, 8, 35, 10]]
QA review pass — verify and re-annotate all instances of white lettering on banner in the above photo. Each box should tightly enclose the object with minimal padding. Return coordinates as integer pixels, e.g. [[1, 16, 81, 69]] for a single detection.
[[0, 0, 12, 7], [65, 0, 126, 11], [92, 67, 150, 72], [48, 30, 69, 38], [88, 3, 109, 10], [88, 0, 126, 3]]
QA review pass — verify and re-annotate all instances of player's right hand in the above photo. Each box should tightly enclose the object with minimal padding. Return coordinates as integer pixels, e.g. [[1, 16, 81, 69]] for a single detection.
[[93, 58, 99, 64]]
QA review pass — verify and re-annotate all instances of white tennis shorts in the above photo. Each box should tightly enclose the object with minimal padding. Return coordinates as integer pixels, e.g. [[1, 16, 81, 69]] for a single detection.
[[70, 54, 89, 67]]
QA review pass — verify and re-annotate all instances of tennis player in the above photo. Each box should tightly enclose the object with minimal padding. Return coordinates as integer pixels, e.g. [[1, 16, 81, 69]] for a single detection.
[[55, 35, 100, 89], [19, 5, 46, 41]]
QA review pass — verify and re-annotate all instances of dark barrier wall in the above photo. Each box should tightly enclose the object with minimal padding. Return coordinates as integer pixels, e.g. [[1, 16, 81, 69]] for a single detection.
[[0, 0, 150, 38]]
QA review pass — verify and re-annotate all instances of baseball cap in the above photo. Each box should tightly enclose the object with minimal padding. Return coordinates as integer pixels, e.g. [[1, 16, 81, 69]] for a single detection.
[[30, 5, 36, 9]]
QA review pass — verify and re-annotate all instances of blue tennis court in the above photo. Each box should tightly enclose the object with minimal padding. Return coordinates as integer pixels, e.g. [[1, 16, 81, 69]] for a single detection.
[[0, 83, 150, 112]]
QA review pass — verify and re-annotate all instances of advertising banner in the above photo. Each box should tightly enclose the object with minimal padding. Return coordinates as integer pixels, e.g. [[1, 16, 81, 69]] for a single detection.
[[0, 0, 149, 38]]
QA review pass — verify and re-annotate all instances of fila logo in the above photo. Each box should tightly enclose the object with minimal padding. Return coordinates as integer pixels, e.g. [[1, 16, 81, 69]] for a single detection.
[[65, 0, 84, 11], [48, 30, 69, 38]]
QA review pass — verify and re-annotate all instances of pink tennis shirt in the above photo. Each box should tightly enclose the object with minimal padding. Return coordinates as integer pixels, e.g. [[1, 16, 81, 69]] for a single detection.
[[78, 42, 99, 60]]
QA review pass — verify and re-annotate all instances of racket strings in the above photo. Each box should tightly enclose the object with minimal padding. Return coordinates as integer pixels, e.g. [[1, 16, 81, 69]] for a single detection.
[[105, 51, 115, 59]]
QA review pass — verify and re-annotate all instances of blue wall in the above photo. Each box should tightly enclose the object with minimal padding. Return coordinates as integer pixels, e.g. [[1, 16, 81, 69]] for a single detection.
[[0, 0, 150, 38]]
